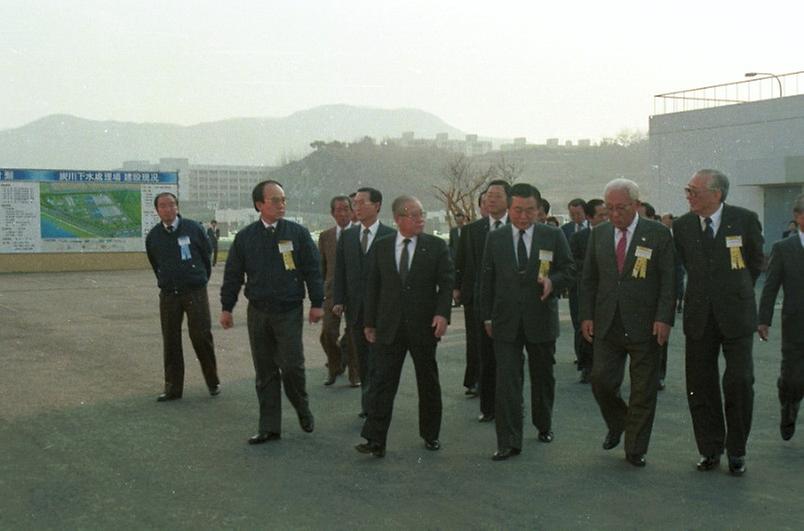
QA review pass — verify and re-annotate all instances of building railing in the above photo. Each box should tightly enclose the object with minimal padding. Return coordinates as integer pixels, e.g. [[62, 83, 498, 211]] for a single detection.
[[653, 70, 804, 115]]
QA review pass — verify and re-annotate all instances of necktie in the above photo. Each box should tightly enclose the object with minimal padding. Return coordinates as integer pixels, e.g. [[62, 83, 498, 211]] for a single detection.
[[517, 229, 528, 271], [616, 228, 627, 273], [361, 228, 370, 254], [265, 225, 275, 238], [399, 238, 411, 283], [166, 225, 174, 233], [575, 223, 581, 233], [703, 217, 714, 240], [493, 220, 502, 230]]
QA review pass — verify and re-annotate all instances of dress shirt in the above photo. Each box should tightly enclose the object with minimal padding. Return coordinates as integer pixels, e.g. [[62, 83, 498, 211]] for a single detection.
[[799, 228, 804, 248], [360, 219, 381, 252], [614, 214, 640, 253], [163, 217, 180, 232], [489, 213, 509, 229], [698, 202, 724, 236], [395, 233, 418, 271], [260, 218, 277, 230], [511, 224, 534, 259]]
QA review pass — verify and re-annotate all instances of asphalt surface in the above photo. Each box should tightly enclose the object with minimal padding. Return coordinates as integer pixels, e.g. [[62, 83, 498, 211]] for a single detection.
[[0, 268, 802, 530]]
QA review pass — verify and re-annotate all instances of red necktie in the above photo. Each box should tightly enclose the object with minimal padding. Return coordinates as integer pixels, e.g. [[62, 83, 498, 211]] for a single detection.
[[616, 229, 627, 273]]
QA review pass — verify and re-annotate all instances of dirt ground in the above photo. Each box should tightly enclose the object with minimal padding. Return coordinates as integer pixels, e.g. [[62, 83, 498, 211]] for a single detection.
[[1, 268, 801, 529]]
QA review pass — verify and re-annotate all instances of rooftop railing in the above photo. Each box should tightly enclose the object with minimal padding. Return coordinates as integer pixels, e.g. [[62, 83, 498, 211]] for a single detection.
[[653, 70, 804, 115]]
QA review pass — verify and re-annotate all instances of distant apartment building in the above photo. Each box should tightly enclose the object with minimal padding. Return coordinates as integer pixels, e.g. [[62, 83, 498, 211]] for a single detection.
[[121, 158, 274, 210], [395, 132, 492, 156]]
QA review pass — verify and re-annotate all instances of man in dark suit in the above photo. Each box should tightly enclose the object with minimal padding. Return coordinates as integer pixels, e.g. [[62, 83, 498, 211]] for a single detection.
[[355, 195, 454, 457], [758, 194, 804, 441], [480, 183, 576, 460], [318, 195, 358, 386], [448, 211, 466, 262], [580, 180, 675, 467], [569, 198, 608, 383], [454, 180, 511, 421], [674, 169, 764, 476], [333, 187, 394, 418], [561, 198, 588, 367]]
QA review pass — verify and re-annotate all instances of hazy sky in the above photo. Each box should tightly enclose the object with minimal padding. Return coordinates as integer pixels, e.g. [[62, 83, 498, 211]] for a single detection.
[[2, 0, 801, 142]]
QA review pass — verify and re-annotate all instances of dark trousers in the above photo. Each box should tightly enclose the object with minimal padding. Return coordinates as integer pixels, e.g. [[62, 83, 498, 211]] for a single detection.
[[658, 341, 669, 381], [477, 312, 496, 416], [462, 304, 480, 390], [568, 286, 581, 363], [158, 287, 219, 397], [360, 336, 442, 447], [320, 300, 358, 382], [494, 330, 556, 450], [578, 336, 593, 372], [350, 316, 374, 414], [779, 340, 804, 418], [211, 244, 219, 267], [685, 312, 754, 458], [246, 303, 311, 434], [592, 312, 659, 455]]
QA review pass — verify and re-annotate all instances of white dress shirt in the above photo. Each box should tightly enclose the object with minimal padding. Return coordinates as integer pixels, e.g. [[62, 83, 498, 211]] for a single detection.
[[698, 202, 724, 236], [614, 214, 640, 253], [395, 233, 417, 271]]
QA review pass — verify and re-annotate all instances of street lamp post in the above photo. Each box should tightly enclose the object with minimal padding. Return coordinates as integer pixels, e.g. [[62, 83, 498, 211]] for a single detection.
[[745, 72, 783, 98]]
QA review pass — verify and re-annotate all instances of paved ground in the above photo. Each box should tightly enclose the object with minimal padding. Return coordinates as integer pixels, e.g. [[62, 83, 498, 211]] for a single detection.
[[0, 268, 802, 529]]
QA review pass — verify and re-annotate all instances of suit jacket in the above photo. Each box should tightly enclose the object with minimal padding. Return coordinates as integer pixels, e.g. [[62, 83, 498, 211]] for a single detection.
[[448, 226, 461, 260], [569, 227, 591, 286], [758, 233, 804, 343], [673, 204, 764, 339], [455, 217, 508, 306], [364, 232, 454, 347], [333, 222, 395, 325], [561, 221, 586, 243], [317, 226, 340, 301], [579, 218, 676, 342], [479, 223, 576, 343]]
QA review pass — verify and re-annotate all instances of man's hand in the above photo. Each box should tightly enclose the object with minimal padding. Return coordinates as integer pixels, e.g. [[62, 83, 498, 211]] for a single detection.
[[484, 321, 493, 338], [452, 289, 461, 305], [653, 321, 671, 346], [364, 327, 376, 344], [581, 319, 594, 343], [332, 304, 344, 317], [758, 324, 770, 342], [432, 315, 448, 338], [309, 307, 324, 324], [220, 311, 234, 329], [538, 276, 553, 301]]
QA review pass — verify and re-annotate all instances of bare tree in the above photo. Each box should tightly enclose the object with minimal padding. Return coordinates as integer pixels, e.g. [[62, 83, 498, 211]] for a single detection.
[[492, 152, 524, 184], [433, 154, 492, 226]]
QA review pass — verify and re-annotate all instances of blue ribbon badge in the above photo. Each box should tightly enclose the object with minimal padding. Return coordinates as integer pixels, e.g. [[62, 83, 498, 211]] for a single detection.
[[178, 236, 192, 261]]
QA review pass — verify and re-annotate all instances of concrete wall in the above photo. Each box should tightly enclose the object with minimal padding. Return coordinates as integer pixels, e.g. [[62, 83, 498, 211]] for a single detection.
[[649, 94, 804, 251]]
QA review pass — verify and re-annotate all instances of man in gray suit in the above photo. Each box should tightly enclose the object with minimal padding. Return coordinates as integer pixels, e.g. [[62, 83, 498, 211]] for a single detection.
[[580, 179, 675, 467], [480, 183, 575, 460], [758, 193, 804, 441]]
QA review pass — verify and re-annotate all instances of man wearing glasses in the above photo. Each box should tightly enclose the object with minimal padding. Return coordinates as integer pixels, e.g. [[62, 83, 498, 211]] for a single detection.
[[219, 180, 324, 445], [673, 169, 763, 475]]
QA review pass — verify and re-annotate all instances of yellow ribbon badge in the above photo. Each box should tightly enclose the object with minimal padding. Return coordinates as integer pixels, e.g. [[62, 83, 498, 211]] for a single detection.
[[726, 236, 745, 270], [278, 240, 296, 270], [632, 246, 652, 279], [538, 249, 553, 280]]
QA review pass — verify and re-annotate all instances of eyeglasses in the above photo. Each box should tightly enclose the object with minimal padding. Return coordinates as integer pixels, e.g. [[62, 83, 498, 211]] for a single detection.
[[264, 196, 286, 205], [401, 211, 427, 220], [605, 203, 634, 214], [684, 187, 711, 198]]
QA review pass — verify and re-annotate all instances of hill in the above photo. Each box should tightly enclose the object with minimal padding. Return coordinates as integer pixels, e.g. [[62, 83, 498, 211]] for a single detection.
[[0, 105, 465, 169]]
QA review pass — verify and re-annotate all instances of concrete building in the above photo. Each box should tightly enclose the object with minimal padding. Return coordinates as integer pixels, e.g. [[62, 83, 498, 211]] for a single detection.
[[649, 71, 804, 251], [122, 158, 274, 210]]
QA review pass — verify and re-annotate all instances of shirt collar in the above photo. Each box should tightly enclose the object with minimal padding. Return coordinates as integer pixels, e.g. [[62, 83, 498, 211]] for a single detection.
[[362, 219, 380, 234], [490, 213, 508, 226], [396, 232, 418, 246], [799, 228, 804, 247], [163, 216, 180, 231], [260, 217, 278, 229], [699, 202, 724, 227]]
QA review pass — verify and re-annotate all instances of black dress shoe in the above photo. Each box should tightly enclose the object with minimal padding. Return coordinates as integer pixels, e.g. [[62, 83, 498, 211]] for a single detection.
[[492, 447, 521, 461], [657, 379, 665, 391], [299, 413, 315, 433], [358, 411, 368, 419], [157, 393, 180, 402], [324, 376, 336, 386], [465, 387, 479, 397], [209, 384, 221, 396], [478, 413, 495, 423], [781, 403, 798, 441], [355, 442, 385, 458], [538, 431, 553, 443], [728, 455, 746, 476], [248, 432, 281, 444], [626, 453, 646, 467], [602, 430, 622, 450], [424, 439, 441, 451], [696, 455, 721, 471], [579, 370, 591, 384], [350, 381, 361, 388]]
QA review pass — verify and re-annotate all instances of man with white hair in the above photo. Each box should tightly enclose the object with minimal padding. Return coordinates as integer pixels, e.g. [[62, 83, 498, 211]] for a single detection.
[[580, 178, 675, 467]]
